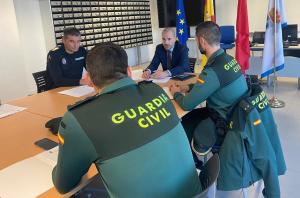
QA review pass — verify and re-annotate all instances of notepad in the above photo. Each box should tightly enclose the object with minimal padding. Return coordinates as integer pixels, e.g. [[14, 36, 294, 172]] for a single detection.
[[58, 85, 95, 97], [0, 104, 26, 119]]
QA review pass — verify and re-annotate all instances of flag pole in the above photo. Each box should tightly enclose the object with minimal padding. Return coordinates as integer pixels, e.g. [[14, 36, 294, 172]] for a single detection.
[[269, 0, 285, 108]]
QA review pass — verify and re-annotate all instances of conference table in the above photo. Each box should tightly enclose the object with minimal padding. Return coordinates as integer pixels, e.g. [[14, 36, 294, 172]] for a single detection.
[[1, 76, 196, 197]]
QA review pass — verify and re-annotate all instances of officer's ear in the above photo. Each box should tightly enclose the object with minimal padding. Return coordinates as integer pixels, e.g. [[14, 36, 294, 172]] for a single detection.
[[86, 72, 96, 88], [127, 66, 132, 77]]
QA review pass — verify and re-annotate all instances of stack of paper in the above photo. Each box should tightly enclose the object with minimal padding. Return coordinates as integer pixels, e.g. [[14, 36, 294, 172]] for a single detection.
[[59, 85, 95, 97], [0, 104, 26, 119], [131, 69, 171, 83]]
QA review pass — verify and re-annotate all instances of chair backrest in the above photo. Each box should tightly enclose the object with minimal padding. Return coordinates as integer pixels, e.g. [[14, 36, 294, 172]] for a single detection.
[[252, 31, 265, 44], [194, 154, 220, 198], [220, 26, 235, 44], [189, 58, 197, 73], [32, 70, 50, 93]]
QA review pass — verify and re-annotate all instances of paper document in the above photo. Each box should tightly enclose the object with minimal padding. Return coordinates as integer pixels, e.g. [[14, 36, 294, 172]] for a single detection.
[[150, 77, 171, 84], [59, 85, 95, 97], [82, 67, 87, 78], [131, 69, 143, 81], [0, 147, 58, 198], [0, 104, 26, 119], [131, 69, 171, 83], [162, 87, 173, 99]]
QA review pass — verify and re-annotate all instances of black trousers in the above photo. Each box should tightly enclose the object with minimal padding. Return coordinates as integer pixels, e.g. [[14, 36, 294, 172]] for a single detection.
[[181, 107, 210, 143]]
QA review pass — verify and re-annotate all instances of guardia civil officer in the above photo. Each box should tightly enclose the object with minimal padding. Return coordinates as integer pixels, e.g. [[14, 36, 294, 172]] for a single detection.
[[169, 21, 248, 146], [52, 42, 201, 197], [46, 27, 90, 89], [170, 22, 278, 197]]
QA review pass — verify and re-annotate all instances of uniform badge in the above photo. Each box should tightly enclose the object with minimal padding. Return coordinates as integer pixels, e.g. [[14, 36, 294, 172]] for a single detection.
[[61, 58, 67, 65], [75, 56, 84, 61]]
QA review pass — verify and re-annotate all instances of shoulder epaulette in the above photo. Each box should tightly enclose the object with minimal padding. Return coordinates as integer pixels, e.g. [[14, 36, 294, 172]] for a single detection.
[[51, 47, 59, 52], [67, 95, 98, 111]]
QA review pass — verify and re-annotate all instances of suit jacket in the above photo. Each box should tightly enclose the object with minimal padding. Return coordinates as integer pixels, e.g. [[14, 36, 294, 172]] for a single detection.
[[147, 42, 190, 76]]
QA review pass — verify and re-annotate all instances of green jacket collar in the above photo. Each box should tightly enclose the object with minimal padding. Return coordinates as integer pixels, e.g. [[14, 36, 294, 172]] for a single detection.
[[100, 77, 136, 95], [206, 49, 224, 66]]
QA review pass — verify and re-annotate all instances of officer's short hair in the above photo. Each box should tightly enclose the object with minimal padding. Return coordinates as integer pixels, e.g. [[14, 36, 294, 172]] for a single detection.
[[195, 21, 221, 45], [87, 42, 128, 88], [63, 27, 81, 37]]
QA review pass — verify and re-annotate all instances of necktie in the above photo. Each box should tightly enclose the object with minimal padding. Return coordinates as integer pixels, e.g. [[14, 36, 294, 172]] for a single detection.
[[167, 50, 172, 69]]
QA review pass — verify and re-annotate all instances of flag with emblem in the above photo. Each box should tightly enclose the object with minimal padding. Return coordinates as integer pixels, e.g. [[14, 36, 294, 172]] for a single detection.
[[204, 0, 215, 22], [261, 0, 287, 77], [176, 0, 188, 46]]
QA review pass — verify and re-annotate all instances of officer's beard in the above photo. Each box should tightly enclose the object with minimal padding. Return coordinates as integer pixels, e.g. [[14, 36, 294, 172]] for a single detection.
[[198, 44, 206, 56]]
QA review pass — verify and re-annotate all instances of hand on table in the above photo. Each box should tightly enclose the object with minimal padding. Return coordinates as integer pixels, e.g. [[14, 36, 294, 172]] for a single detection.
[[151, 70, 169, 79]]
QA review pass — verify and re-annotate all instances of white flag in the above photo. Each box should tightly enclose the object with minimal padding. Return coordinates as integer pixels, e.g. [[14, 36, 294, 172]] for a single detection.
[[261, 0, 287, 78]]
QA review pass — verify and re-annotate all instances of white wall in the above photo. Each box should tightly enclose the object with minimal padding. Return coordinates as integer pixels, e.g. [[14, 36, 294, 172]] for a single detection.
[[13, 0, 48, 94], [2, 0, 300, 101], [0, 0, 29, 101], [216, 0, 300, 32]]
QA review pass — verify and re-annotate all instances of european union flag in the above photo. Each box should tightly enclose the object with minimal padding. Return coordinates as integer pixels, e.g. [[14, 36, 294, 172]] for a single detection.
[[176, 0, 188, 46]]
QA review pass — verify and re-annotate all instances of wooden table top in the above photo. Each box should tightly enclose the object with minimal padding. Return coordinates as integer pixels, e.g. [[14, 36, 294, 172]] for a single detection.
[[0, 111, 57, 170], [3, 76, 197, 197]]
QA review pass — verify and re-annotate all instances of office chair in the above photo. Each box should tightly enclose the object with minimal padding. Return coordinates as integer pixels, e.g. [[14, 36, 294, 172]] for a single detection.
[[219, 26, 235, 53], [252, 31, 265, 44], [32, 70, 50, 93], [189, 58, 197, 73], [194, 154, 220, 198]]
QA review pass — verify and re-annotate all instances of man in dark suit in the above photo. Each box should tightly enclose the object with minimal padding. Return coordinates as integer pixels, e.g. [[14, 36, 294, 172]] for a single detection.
[[142, 28, 190, 79]]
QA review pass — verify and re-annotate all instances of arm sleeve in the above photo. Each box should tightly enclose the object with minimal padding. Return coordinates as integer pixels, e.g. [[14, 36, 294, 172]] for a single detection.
[[243, 111, 280, 198], [174, 69, 220, 111], [52, 111, 98, 194], [47, 52, 81, 87], [169, 46, 190, 76], [146, 46, 161, 73]]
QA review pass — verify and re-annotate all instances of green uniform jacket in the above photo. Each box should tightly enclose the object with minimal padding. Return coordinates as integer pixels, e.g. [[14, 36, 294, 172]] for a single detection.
[[174, 49, 248, 119], [218, 85, 286, 198], [52, 78, 201, 198]]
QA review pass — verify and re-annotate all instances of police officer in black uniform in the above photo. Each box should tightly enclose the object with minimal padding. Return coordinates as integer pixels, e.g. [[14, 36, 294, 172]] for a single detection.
[[46, 27, 90, 89]]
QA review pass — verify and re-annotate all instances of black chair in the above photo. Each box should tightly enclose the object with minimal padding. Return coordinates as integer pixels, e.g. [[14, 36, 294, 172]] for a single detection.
[[194, 154, 220, 198], [189, 58, 197, 73], [32, 70, 50, 93]]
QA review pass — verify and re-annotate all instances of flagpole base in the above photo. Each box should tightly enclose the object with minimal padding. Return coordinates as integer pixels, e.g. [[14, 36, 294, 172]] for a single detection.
[[269, 97, 285, 108]]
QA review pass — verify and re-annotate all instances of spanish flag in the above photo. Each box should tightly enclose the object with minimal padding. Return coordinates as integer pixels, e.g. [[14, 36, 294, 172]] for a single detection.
[[204, 0, 215, 22]]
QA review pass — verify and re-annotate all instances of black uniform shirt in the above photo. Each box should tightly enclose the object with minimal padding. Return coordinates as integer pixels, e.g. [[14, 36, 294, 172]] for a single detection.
[[46, 45, 87, 89]]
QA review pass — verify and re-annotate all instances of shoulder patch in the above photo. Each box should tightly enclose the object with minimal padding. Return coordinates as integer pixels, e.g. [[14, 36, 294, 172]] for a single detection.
[[51, 47, 59, 52], [57, 132, 64, 145], [68, 95, 98, 111], [197, 76, 205, 84]]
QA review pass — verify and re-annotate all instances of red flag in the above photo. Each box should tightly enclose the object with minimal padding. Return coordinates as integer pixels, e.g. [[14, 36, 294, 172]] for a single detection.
[[235, 0, 250, 74]]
